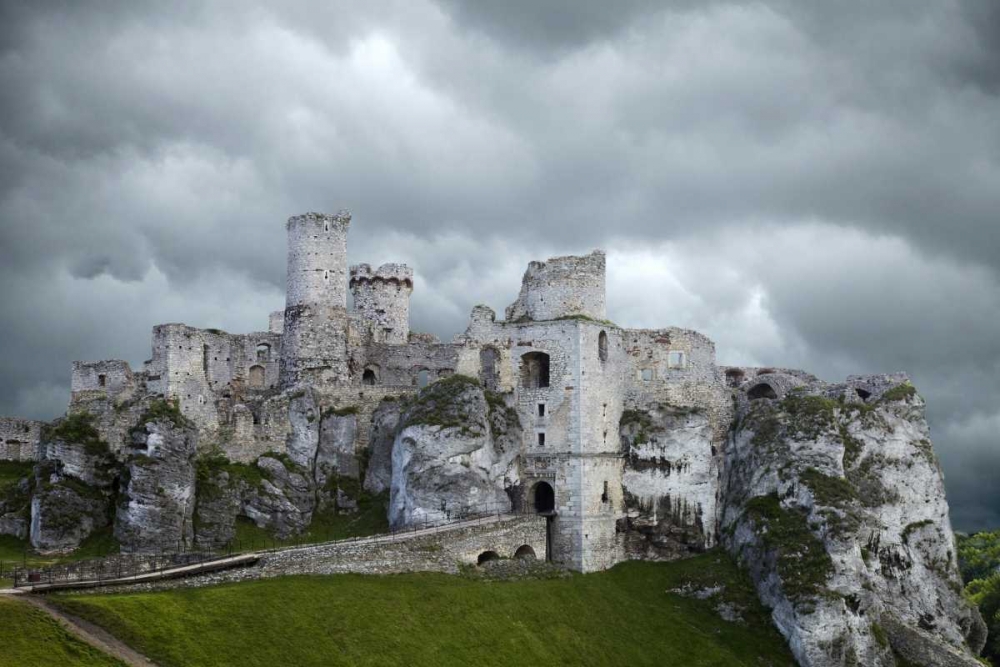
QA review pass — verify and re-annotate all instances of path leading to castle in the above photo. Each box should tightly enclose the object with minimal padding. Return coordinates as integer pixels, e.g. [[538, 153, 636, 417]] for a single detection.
[[1, 589, 158, 667]]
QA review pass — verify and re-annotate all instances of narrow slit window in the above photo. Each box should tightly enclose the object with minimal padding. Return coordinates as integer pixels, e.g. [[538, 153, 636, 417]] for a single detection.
[[537, 432, 545, 447], [98, 374, 106, 388], [537, 404, 545, 417], [601, 481, 609, 503]]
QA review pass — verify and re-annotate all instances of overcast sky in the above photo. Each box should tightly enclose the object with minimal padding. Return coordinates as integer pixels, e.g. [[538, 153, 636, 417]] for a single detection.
[[1, 1, 998, 530]]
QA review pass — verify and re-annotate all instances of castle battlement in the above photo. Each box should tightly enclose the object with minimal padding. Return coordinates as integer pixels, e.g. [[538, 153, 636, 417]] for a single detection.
[[349, 263, 414, 288]]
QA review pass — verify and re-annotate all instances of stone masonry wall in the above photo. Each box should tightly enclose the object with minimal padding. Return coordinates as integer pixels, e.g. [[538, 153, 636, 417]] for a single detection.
[[504, 251, 606, 322], [0, 417, 43, 461], [349, 263, 413, 344]]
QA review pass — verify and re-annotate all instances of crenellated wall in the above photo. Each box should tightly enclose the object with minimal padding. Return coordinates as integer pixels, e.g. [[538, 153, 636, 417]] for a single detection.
[[349, 263, 413, 344]]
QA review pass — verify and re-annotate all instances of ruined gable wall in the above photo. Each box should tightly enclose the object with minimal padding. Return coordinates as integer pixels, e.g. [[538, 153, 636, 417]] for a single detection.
[[360, 341, 459, 388], [504, 251, 606, 323], [0, 417, 43, 461]]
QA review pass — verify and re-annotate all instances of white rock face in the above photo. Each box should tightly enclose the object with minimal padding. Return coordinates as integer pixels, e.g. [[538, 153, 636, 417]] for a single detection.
[[389, 377, 520, 528], [115, 418, 198, 553], [722, 385, 985, 667], [621, 406, 719, 557], [285, 389, 320, 470]]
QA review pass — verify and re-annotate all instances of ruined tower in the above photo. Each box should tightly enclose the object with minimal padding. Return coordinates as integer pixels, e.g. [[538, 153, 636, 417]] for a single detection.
[[349, 263, 413, 344], [280, 211, 352, 387]]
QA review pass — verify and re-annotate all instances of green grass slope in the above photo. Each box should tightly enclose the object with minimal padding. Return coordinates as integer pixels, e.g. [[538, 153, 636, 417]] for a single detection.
[[52, 552, 794, 667], [0, 597, 124, 666]]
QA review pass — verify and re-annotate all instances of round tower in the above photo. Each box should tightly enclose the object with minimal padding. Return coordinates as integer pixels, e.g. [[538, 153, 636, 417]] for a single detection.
[[285, 211, 351, 309], [281, 211, 352, 387], [349, 263, 413, 344]]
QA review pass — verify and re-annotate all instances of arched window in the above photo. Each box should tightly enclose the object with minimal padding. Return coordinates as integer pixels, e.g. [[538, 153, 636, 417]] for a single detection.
[[248, 365, 265, 388], [520, 352, 550, 389], [256, 343, 271, 363], [362, 368, 377, 386], [748, 383, 777, 400], [598, 330, 608, 363]]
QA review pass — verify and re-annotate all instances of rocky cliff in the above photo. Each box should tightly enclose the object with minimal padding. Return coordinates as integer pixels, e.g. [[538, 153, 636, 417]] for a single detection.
[[115, 405, 199, 552], [389, 375, 521, 528], [722, 375, 985, 667]]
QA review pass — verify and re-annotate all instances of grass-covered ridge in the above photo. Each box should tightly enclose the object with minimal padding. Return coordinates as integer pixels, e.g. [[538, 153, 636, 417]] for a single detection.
[[51, 553, 795, 667], [0, 597, 124, 666]]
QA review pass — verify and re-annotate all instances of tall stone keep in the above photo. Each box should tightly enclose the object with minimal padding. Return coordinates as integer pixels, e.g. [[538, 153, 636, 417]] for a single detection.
[[281, 211, 352, 387], [349, 263, 413, 344]]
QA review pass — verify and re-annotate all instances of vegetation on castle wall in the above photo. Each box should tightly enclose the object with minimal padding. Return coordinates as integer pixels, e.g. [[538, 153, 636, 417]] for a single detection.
[[880, 382, 917, 403], [744, 493, 836, 604], [553, 313, 618, 327], [401, 374, 485, 437], [130, 399, 192, 437], [43, 412, 110, 457]]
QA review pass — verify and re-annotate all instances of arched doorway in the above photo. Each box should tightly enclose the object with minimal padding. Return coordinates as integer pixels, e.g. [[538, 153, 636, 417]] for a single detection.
[[362, 368, 377, 386], [477, 550, 501, 565], [532, 481, 555, 513], [747, 383, 777, 400], [513, 544, 536, 560]]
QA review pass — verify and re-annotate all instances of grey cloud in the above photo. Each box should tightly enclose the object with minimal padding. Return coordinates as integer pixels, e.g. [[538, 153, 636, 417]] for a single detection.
[[1, 1, 999, 531]]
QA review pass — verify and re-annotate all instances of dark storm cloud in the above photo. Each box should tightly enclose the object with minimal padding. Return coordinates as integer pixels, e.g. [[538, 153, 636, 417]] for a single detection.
[[1, 1, 998, 529]]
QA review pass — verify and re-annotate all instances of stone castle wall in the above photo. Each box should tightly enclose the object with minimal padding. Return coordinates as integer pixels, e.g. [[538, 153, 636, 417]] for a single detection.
[[349, 263, 413, 344], [0, 417, 43, 461], [504, 250, 606, 322]]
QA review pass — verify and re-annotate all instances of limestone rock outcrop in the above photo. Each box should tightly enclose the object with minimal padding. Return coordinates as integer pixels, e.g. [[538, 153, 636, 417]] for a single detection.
[[243, 455, 316, 538], [620, 403, 719, 559], [390, 376, 520, 528], [115, 409, 198, 552], [0, 477, 31, 539], [30, 460, 111, 552], [363, 399, 404, 495], [722, 377, 985, 667]]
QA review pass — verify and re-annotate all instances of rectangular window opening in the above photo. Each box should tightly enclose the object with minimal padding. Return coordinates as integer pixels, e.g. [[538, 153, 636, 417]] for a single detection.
[[97, 374, 106, 387], [537, 432, 545, 447], [641, 368, 653, 382], [537, 403, 545, 417], [601, 481, 609, 503]]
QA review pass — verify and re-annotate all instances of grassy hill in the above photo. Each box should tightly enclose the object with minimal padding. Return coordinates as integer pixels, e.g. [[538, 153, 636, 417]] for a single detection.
[[0, 597, 124, 666], [50, 552, 795, 667]]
